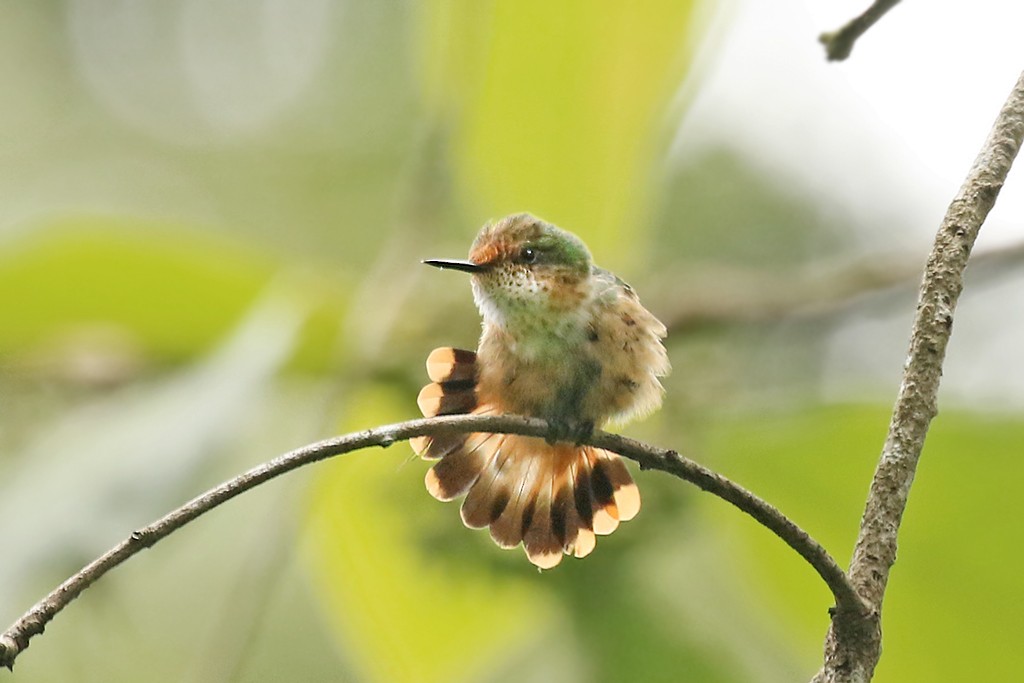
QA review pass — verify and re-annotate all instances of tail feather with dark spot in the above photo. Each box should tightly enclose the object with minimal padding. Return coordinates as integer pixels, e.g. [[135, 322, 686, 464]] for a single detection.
[[412, 347, 641, 569]]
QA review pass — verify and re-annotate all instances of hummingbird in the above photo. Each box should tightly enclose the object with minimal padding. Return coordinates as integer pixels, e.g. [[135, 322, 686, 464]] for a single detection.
[[413, 213, 669, 568]]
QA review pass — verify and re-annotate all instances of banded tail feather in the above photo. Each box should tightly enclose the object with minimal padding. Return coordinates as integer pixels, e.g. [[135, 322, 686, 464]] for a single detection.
[[413, 346, 641, 569]]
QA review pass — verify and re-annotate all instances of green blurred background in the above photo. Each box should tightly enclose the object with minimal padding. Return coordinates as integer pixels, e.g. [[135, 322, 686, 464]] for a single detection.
[[3, 2, 1023, 682]]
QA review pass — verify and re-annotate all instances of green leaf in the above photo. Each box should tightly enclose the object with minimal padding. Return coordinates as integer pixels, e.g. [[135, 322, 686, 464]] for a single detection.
[[0, 216, 278, 360], [0, 216, 350, 371]]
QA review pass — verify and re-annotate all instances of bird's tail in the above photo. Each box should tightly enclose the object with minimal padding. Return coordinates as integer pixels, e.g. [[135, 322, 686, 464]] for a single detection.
[[412, 347, 641, 569]]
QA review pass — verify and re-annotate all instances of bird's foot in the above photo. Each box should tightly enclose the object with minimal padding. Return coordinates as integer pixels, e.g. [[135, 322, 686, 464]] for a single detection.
[[545, 419, 595, 446]]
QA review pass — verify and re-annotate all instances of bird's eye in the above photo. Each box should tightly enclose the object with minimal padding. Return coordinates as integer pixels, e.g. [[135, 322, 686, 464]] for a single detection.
[[520, 247, 538, 264]]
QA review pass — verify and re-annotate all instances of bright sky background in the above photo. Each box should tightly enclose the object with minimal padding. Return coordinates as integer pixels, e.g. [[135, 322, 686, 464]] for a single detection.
[[673, 0, 1024, 406], [676, 0, 1024, 249]]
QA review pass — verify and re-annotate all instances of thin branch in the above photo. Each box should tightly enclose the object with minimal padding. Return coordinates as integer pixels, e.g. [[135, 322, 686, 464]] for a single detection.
[[0, 413, 862, 671], [819, 0, 902, 61], [585, 430, 864, 615], [654, 257, 919, 334], [814, 70, 1024, 683], [650, 237, 1024, 335]]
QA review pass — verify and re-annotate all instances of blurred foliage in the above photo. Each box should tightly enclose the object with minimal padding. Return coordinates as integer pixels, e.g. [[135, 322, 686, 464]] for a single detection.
[[418, 0, 699, 264], [651, 149, 853, 270], [703, 405, 1024, 681], [304, 385, 547, 683], [0, 217, 278, 361], [2, 2, 1022, 683]]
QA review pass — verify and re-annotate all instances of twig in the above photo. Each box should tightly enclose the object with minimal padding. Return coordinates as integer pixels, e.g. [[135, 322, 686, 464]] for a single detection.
[[654, 257, 918, 333], [650, 237, 1024, 335], [813, 70, 1024, 683], [819, 0, 902, 61], [0, 413, 861, 671]]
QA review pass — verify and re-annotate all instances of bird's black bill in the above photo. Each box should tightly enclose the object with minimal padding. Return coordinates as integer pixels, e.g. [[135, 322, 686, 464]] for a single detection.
[[422, 258, 486, 273]]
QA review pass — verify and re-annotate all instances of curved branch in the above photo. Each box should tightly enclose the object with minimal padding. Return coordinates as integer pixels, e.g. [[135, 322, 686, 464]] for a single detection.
[[815, 70, 1024, 682], [819, 0, 902, 61], [0, 413, 861, 671]]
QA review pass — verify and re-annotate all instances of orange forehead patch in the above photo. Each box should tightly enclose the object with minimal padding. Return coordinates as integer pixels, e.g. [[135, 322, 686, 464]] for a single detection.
[[469, 232, 524, 266], [469, 240, 507, 266], [469, 214, 544, 266]]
